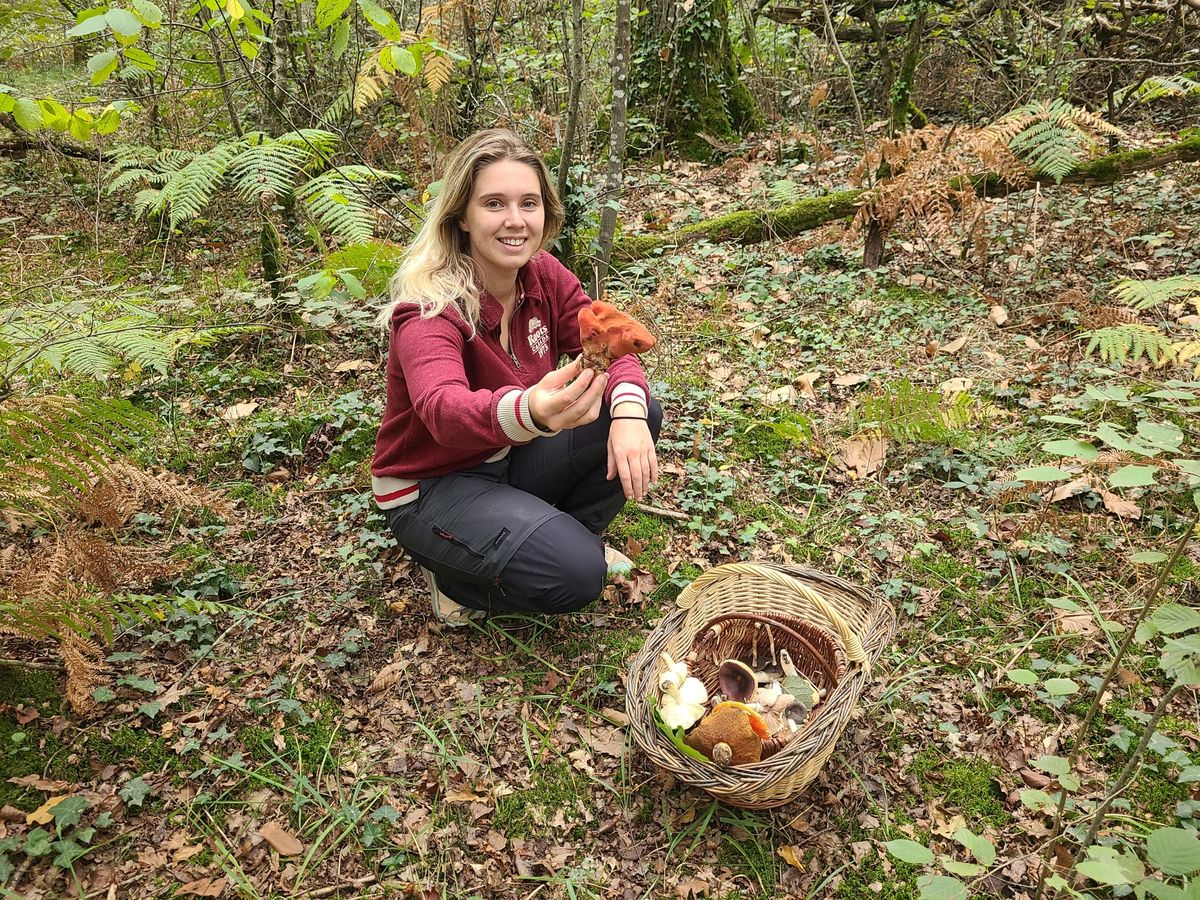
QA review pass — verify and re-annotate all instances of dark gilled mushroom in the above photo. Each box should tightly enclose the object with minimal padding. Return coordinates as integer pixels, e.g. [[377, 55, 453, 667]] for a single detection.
[[717, 659, 758, 704]]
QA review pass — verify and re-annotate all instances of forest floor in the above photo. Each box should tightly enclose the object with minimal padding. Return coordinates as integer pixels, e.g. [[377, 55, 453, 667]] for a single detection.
[[2, 130, 1199, 900]]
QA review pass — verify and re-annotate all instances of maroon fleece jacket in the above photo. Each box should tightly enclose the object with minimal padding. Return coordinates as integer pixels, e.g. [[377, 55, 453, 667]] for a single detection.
[[371, 251, 650, 509]]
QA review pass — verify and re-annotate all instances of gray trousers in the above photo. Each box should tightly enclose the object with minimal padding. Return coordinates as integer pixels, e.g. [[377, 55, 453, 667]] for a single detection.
[[386, 399, 663, 615]]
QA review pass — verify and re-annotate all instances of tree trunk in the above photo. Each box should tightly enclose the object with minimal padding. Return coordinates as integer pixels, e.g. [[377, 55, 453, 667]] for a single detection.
[[554, 0, 586, 265], [592, 0, 633, 295], [610, 134, 1200, 264], [629, 0, 759, 159], [200, 6, 244, 138]]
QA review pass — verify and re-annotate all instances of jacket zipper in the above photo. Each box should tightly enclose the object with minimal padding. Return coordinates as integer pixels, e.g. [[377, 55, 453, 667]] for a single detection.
[[432, 526, 486, 560]]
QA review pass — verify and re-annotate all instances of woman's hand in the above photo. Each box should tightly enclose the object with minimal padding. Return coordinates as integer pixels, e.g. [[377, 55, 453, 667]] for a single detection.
[[528, 357, 608, 432], [607, 403, 658, 501]]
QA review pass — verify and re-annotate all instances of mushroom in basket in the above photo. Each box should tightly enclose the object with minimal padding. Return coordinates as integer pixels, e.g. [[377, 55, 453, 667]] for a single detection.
[[658, 652, 708, 731], [683, 701, 770, 766]]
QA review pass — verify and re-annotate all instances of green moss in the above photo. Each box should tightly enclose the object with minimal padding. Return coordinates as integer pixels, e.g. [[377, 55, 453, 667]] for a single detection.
[[0, 666, 71, 810], [0, 664, 62, 709], [835, 856, 920, 899], [226, 481, 282, 515], [99, 727, 178, 773], [612, 190, 863, 263], [910, 751, 1011, 827], [493, 760, 586, 839]]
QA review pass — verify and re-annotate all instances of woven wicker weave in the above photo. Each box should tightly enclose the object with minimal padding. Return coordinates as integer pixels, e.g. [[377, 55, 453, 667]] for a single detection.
[[626, 562, 895, 809]]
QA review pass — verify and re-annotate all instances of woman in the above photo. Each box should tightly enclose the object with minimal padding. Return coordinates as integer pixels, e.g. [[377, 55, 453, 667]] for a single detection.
[[372, 128, 663, 625]]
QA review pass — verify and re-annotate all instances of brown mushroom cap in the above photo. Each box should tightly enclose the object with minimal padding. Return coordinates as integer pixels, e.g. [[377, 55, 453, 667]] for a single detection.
[[717, 659, 758, 704], [683, 706, 763, 766]]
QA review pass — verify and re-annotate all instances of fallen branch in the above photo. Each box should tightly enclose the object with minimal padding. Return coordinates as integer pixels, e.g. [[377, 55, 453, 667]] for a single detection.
[[611, 134, 1200, 263], [635, 502, 691, 522], [0, 137, 104, 162]]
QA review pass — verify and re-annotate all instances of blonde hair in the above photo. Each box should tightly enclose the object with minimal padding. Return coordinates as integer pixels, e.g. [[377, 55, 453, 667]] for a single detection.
[[378, 128, 565, 334]]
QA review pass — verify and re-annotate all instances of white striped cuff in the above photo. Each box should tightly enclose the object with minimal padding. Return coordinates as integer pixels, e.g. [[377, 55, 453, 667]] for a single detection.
[[498, 388, 558, 442], [610, 382, 648, 416]]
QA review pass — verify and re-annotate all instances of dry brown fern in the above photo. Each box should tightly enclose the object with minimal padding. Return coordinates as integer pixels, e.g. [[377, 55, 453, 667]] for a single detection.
[[60, 630, 108, 716], [848, 124, 1029, 256], [78, 462, 231, 528]]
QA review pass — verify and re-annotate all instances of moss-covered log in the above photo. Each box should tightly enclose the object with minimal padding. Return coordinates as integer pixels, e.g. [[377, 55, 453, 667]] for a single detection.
[[612, 135, 1200, 264], [612, 189, 864, 262]]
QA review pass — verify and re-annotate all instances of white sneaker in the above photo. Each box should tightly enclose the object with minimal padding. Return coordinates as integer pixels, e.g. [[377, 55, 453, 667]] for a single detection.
[[421, 567, 478, 628], [603, 544, 634, 577]]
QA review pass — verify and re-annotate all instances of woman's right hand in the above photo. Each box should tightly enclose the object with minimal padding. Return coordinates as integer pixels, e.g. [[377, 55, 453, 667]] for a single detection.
[[528, 357, 608, 432]]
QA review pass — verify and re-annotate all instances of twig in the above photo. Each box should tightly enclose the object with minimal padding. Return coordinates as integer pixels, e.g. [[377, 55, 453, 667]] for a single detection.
[[634, 502, 689, 522], [295, 875, 377, 897], [1033, 516, 1196, 900], [0, 657, 65, 672]]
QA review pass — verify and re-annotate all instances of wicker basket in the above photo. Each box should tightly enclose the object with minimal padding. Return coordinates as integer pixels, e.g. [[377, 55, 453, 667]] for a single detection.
[[626, 562, 895, 809], [686, 613, 848, 759]]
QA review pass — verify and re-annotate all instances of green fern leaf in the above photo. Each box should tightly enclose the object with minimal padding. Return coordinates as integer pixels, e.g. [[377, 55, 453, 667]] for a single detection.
[[1084, 324, 1173, 367], [1109, 275, 1200, 310]]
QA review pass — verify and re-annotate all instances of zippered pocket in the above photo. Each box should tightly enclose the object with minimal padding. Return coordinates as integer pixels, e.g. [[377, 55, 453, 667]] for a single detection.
[[431, 525, 487, 560]]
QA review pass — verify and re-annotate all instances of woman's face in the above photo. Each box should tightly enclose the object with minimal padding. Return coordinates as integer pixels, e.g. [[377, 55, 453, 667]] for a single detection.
[[458, 159, 545, 291]]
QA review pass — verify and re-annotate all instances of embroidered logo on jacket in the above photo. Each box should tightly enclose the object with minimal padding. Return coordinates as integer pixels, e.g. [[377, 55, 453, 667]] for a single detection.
[[527, 316, 550, 358]]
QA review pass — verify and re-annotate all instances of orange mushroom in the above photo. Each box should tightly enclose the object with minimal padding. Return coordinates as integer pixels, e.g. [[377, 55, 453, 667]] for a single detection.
[[578, 300, 656, 372], [683, 705, 764, 766]]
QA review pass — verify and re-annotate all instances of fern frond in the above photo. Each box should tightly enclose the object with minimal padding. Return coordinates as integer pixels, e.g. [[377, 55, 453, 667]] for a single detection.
[[1084, 324, 1174, 367], [107, 167, 155, 195], [1174, 340, 1200, 377], [1116, 74, 1200, 105], [987, 99, 1126, 183], [1110, 275, 1200, 310], [157, 138, 245, 226], [300, 166, 396, 244], [229, 140, 310, 203], [853, 379, 982, 444], [422, 54, 454, 94]]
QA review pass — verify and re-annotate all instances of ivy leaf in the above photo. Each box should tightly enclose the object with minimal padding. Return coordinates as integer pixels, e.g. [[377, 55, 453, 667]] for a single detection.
[[1177, 766, 1200, 784], [23, 828, 54, 858], [1108, 465, 1158, 488], [92, 686, 116, 702], [1014, 466, 1073, 482], [50, 795, 90, 831], [1147, 827, 1200, 876], [916, 875, 968, 900], [117, 674, 160, 693], [67, 13, 109, 37], [119, 776, 152, 808], [52, 838, 87, 869], [13, 97, 44, 132], [885, 839, 934, 865]]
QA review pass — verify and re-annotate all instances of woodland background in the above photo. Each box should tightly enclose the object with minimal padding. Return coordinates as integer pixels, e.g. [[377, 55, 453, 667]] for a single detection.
[[1, 0, 1200, 896]]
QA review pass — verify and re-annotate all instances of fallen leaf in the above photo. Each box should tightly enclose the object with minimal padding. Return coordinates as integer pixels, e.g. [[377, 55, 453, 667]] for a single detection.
[[940, 335, 969, 354], [26, 795, 71, 825], [833, 372, 871, 387], [990, 305, 1009, 326], [445, 788, 490, 804], [599, 707, 630, 727], [796, 371, 821, 399], [177, 877, 226, 897], [1048, 477, 1092, 503], [836, 436, 887, 478], [939, 377, 974, 395], [366, 659, 410, 695], [1116, 668, 1140, 686], [766, 385, 797, 405], [1055, 610, 1098, 636], [258, 822, 303, 857], [675, 878, 710, 898], [778, 844, 806, 870], [14, 707, 39, 725], [7, 775, 76, 792], [1020, 768, 1053, 789], [220, 400, 258, 422], [1098, 487, 1141, 520], [932, 812, 968, 838], [173, 844, 206, 863], [333, 358, 373, 373], [1022, 336, 1042, 351]]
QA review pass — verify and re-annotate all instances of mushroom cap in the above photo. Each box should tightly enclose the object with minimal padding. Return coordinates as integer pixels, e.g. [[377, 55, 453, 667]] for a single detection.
[[683, 706, 764, 766], [717, 658, 758, 703], [711, 701, 771, 740], [784, 701, 809, 727]]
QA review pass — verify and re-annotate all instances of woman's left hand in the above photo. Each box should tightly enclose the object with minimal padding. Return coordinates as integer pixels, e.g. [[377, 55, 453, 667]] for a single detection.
[[607, 409, 658, 501]]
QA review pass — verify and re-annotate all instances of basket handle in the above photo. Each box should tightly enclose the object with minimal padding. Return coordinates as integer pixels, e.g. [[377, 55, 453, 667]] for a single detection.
[[697, 613, 839, 684], [677, 562, 868, 668]]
